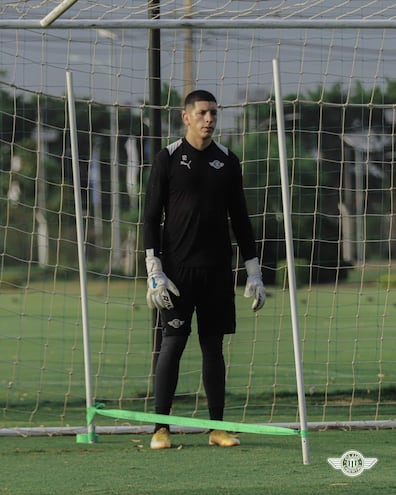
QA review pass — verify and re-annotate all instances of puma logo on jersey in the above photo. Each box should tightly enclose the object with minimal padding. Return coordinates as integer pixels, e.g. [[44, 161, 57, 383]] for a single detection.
[[209, 160, 224, 170], [180, 155, 191, 169]]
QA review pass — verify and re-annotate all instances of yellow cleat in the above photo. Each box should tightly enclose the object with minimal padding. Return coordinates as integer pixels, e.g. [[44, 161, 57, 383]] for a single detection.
[[150, 427, 171, 450], [208, 430, 240, 447]]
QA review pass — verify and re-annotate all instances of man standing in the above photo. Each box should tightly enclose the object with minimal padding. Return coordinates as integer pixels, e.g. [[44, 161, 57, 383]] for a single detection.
[[144, 90, 265, 449]]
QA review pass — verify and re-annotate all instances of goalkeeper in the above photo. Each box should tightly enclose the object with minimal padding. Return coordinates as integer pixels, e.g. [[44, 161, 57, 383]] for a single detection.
[[144, 89, 266, 449]]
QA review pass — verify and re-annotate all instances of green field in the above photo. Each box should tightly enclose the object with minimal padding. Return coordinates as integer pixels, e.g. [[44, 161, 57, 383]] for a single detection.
[[1, 272, 396, 429], [1, 430, 395, 495], [1, 272, 396, 494]]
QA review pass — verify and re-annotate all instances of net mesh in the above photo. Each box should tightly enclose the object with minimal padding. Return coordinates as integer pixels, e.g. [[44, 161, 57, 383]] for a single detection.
[[2, 1, 396, 21], [1, 1, 396, 432]]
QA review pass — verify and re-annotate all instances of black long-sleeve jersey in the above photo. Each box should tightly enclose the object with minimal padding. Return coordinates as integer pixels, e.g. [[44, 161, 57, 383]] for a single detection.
[[144, 137, 257, 268]]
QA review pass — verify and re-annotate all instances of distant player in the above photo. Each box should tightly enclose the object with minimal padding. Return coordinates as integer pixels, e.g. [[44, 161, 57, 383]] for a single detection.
[[144, 89, 266, 449]]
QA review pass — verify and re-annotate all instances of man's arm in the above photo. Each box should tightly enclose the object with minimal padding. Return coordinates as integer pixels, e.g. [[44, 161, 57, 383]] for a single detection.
[[143, 149, 169, 256], [227, 156, 257, 261], [228, 155, 266, 311], [144, 149, 179, 310]]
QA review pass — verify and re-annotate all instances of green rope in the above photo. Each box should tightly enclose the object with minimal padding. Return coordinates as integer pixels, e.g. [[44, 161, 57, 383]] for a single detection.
[[85, 403, 299, 437]]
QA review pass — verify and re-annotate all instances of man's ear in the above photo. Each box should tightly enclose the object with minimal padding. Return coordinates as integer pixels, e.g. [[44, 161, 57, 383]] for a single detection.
[[182, 110, 189, 126]]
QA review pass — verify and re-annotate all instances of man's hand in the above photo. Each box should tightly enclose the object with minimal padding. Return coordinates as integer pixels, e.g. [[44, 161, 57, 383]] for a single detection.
[[145, 253, 180, 310], [244, 257, 266, 311]]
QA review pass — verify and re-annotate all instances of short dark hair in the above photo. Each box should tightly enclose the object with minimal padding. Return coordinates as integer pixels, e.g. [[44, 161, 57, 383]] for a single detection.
[[184, 90, 217, 108]]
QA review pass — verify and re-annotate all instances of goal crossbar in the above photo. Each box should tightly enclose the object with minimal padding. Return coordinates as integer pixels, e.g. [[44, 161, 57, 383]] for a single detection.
[[2, 19, 396, 30]]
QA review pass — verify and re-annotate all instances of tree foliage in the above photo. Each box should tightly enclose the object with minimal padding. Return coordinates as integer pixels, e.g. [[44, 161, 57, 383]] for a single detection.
[[1, 80, 395, 276]]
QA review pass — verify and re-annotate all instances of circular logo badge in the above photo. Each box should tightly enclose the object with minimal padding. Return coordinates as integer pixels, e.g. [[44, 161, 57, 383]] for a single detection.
[[328, 450, 377, 477], [340, 450, 365, 477]]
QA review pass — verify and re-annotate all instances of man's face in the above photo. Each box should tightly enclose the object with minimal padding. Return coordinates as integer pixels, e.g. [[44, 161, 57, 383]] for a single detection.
[[183, 100, 218, 142]]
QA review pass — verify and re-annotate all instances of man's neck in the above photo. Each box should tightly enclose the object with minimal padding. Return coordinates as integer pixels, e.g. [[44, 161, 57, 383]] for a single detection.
[[185, 134, 212, 151]]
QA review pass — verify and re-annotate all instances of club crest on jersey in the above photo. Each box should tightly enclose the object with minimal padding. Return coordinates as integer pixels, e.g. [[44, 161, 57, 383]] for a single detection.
[[209, 160, 224, 170], [168, 319, 185, 329], [180, 155, 191, 169]]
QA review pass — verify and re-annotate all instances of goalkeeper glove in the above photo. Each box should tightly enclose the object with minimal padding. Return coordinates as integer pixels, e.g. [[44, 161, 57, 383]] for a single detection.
[[244, 257, 266, 311], [145, 252, 180, 310]]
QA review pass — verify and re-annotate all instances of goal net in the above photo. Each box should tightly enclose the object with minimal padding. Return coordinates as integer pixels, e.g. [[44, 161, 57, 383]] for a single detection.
[[1, 1, 396, 434]]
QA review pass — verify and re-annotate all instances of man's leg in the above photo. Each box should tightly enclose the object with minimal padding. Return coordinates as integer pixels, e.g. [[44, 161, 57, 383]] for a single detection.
[[150, 334, 189, 449], [199, 332, 240, 447], [153, 334, 189, 431], [198, 332, 225, 421], [196, 267, 234, 421]]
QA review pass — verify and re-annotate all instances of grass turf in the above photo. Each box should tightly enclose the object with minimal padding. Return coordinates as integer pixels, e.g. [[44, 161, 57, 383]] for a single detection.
[[1, 276, 396, 427], [1, 430, 395, 494], [1, 274, 396, 493]]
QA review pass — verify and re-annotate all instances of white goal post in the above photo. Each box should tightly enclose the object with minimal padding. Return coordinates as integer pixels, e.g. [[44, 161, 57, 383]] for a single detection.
[[40, 0, 79, 27], [1, 2, 396, 461]]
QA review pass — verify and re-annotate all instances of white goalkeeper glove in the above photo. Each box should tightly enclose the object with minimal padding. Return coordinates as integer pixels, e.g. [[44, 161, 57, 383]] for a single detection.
[[145, 252, 180, 310], [244, 257, 266, 311]]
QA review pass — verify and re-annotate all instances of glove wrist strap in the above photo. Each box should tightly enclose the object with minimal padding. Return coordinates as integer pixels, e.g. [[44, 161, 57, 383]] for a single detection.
[[145, 250, 163, 277], [245, 257, 261, 277]]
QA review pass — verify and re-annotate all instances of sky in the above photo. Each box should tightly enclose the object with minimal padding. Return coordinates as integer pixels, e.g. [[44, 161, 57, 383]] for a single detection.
[[1, 1, 396, 129]]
